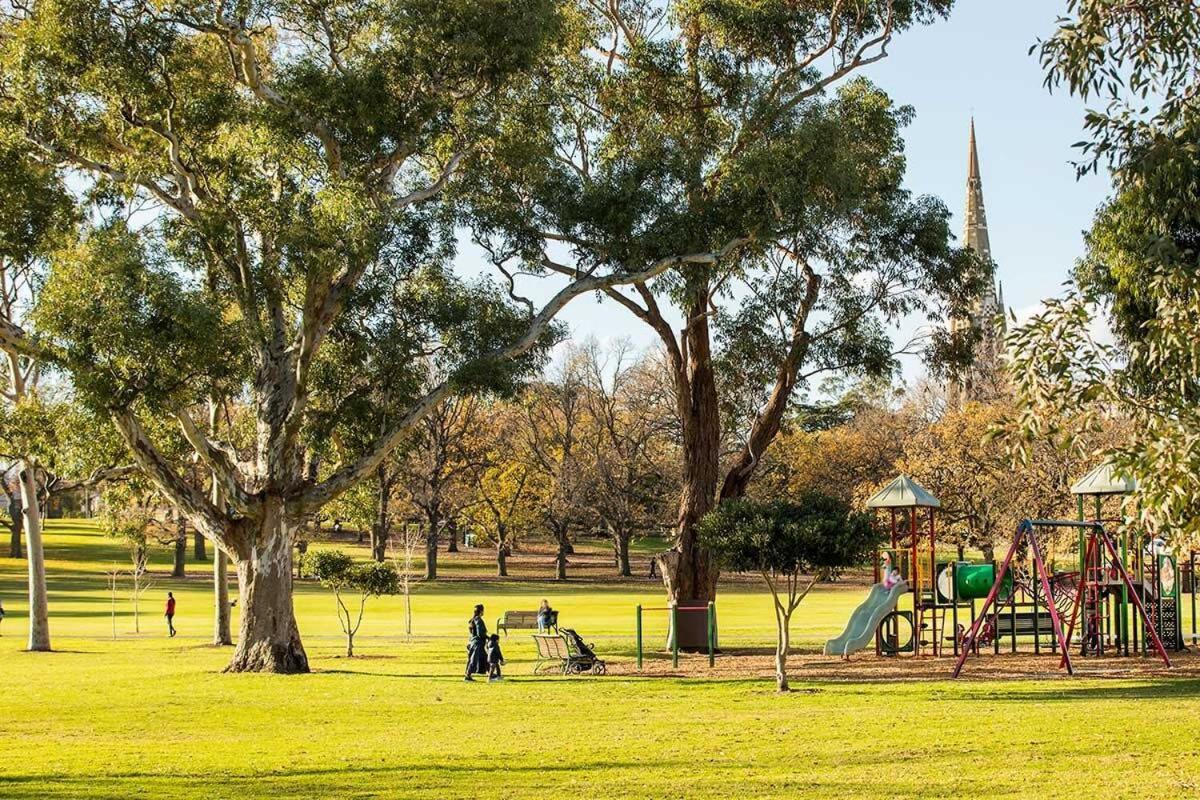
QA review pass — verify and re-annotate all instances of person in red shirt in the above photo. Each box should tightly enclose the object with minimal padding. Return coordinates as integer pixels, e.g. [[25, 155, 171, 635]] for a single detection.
[[165, 592, 177, 637]]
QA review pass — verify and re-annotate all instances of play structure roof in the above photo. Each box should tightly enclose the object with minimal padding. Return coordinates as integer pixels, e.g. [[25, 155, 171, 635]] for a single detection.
[[865, 475, 941, 509], [1070, 461, 1137, 496]]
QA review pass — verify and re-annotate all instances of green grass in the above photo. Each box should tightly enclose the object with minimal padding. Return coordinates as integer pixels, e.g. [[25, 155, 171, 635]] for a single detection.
[[3, 520, 1200, 799]]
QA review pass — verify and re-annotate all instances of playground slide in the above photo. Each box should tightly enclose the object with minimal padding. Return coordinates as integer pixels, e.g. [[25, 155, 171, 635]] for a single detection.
[[823, 580, 909, 657]]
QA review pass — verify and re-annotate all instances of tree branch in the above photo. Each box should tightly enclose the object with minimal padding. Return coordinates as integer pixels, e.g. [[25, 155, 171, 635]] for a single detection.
[[295, 238, 749, 511]]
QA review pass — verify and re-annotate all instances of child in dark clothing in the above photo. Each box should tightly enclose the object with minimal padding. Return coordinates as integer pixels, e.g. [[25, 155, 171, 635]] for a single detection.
[[486, 633, 505, 682]]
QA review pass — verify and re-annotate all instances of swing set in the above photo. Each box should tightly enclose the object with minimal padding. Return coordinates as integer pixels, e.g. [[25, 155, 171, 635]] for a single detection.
[[952, 519, 1171, 678]]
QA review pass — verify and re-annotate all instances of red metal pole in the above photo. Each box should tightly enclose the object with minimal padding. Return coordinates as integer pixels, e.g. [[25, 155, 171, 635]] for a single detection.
[[930, 508, 937, 655], [911, 506, 919, 655], [1061, 532, 1095, 669], [952, 522, 1028, 678], [1102, 528, 1171, 667], [1029, 525, 1074, 675]]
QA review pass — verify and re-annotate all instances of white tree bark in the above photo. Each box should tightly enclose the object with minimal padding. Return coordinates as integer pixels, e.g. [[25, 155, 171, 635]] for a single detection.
[[226, 500, 306, 672], [18, 461, 49, 651]]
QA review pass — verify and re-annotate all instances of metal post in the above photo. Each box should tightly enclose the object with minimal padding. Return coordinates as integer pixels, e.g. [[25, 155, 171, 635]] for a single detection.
[[707, 601, 715, 668], [951, 560, 959, 657], [929, 508, 937, 656], [953, 521, 1035, 678], [671, 604, 679, 669], [1077, 495, 1085, 574], [636, 605, 643, 672], [1033, 572, 1040, 655], [1185, 551, 1195, 642], [911, 507, 918, 656]]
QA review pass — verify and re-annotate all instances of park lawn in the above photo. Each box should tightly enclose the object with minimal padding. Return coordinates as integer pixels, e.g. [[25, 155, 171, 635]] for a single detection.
[[1, 521, 1200, 799]]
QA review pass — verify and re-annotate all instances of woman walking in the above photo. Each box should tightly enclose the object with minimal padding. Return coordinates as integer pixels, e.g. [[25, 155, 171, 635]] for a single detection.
[[464, 604, 488, 681]]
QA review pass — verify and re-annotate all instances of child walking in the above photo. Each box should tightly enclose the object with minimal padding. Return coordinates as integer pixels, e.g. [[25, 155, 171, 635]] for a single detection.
[[486, 633, 505, 682]]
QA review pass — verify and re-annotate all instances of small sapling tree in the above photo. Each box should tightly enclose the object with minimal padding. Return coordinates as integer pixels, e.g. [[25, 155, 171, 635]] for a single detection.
[[389, 523, 422, 641], [698, 494, 878, 692], [304, 551, 400, 657]]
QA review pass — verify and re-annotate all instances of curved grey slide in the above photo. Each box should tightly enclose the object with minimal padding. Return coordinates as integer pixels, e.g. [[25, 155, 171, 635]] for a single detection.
[[823, 580, 909, 657]]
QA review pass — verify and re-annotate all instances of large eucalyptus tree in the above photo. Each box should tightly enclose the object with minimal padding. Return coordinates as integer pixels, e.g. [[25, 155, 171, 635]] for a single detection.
[[462, 0, 977, 611], [0, 0, 736, 672], [0, 132, 74, 650]]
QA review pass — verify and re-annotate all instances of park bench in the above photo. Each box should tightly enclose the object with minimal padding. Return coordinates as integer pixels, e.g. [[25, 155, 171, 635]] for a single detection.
[[497, 609, 558, 636], [532, 633, 570, 674], [531, 630, 607, 675], [993, 610, 1059, 638]]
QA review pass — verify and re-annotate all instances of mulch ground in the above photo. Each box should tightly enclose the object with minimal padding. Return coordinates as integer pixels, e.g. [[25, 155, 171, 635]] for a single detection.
[[608, 645, 1200, 682]]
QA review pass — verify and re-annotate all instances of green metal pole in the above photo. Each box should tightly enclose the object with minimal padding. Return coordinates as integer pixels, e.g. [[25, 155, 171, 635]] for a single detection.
[[1076, 495, 1085, 573], [671, 604, 679, 669], [636, 605, 643, 672], [707, 601, 715, 668]]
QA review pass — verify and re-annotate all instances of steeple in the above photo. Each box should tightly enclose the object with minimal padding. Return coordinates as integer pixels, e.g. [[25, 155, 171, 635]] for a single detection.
[[947, 118, 1006, 408], [964, 118, 994, 301]]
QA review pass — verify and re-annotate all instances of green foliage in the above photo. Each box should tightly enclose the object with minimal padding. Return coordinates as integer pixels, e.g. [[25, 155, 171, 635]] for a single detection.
[[1006, 3, 1200, 545], [303, 549, 400, 597], [0, 128, 75, 265], [698, 494, 879, 578], [32, 222, 239, 411], [1037, 1, 1200, 178]]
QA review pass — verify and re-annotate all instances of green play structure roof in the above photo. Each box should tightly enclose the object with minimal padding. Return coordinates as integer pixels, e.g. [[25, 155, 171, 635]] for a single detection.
[[865, 475, 941, 509], [1070, 461, 1136, 496]]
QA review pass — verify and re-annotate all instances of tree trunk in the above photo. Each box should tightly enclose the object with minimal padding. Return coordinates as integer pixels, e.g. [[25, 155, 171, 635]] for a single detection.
[[555, 533, 568, 581], [776, 608, 791, 693], [225, 504, 308, 673], [659, 304, 722, 609], [172, 515, 187, 578], [424, 512, 439, 580], [194, 531, 207, 561], [371, 467, 390, 563], [982, 543, 995, 563], [213, 548, 232, 646], [615, 530, 632, 578], [497, 544, 508, 577], [19, 464, 50, 652], [7, 499, 22, 559], [346, 631, 354, 658], [446, 518, 459, 553]]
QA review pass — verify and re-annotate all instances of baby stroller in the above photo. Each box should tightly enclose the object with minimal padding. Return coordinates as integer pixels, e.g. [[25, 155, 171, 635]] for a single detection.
[[560, 628, 607, 675]]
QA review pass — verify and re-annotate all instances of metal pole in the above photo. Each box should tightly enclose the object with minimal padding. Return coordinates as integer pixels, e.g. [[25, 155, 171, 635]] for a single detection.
[[1029, 525, 1074, 675], [951, 560, 959, 657], [1033, 571, 1041, 655], [707, 601, 715, 668], [1077, 495, 1085, 574], [929, 508, 937, 656], [671, 604, 679, 669], [952, 522, 1029, 678], [911, 506, 918, 656], [1185, 554, 1195, 647], [636, 605, 643, 672]]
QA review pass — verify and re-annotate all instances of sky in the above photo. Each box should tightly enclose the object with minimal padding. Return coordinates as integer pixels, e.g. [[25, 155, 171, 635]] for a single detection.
[[456, 0, 1113, 388]]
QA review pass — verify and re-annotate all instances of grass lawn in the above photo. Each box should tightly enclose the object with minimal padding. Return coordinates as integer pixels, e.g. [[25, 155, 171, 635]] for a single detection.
[[3, 520, 1200, 799]]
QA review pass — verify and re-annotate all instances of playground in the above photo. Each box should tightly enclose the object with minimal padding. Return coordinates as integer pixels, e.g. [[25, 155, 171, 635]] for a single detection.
[[5, 519, 1200, 799]]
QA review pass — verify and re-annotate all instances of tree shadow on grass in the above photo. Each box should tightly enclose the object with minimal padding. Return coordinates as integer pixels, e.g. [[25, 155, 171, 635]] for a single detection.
[[966, 679, 1200, 702], [0, 758, 692, 799]]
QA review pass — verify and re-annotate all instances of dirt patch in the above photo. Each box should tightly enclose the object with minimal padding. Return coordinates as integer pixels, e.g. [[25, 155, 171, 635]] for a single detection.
[[609, 645, 1200, 682]]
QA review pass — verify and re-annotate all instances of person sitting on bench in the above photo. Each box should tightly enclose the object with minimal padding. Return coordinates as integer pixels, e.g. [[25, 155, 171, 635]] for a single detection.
[[537, 599, 554, 633]]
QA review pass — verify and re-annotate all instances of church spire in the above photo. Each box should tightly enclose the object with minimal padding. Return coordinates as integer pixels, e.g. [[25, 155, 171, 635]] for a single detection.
[[947, 118, 1005, 408], [964, 118, 994, 284]]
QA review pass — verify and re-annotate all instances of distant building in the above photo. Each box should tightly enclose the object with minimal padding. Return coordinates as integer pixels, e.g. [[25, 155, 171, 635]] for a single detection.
[[947, 119, 1006, 407]]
